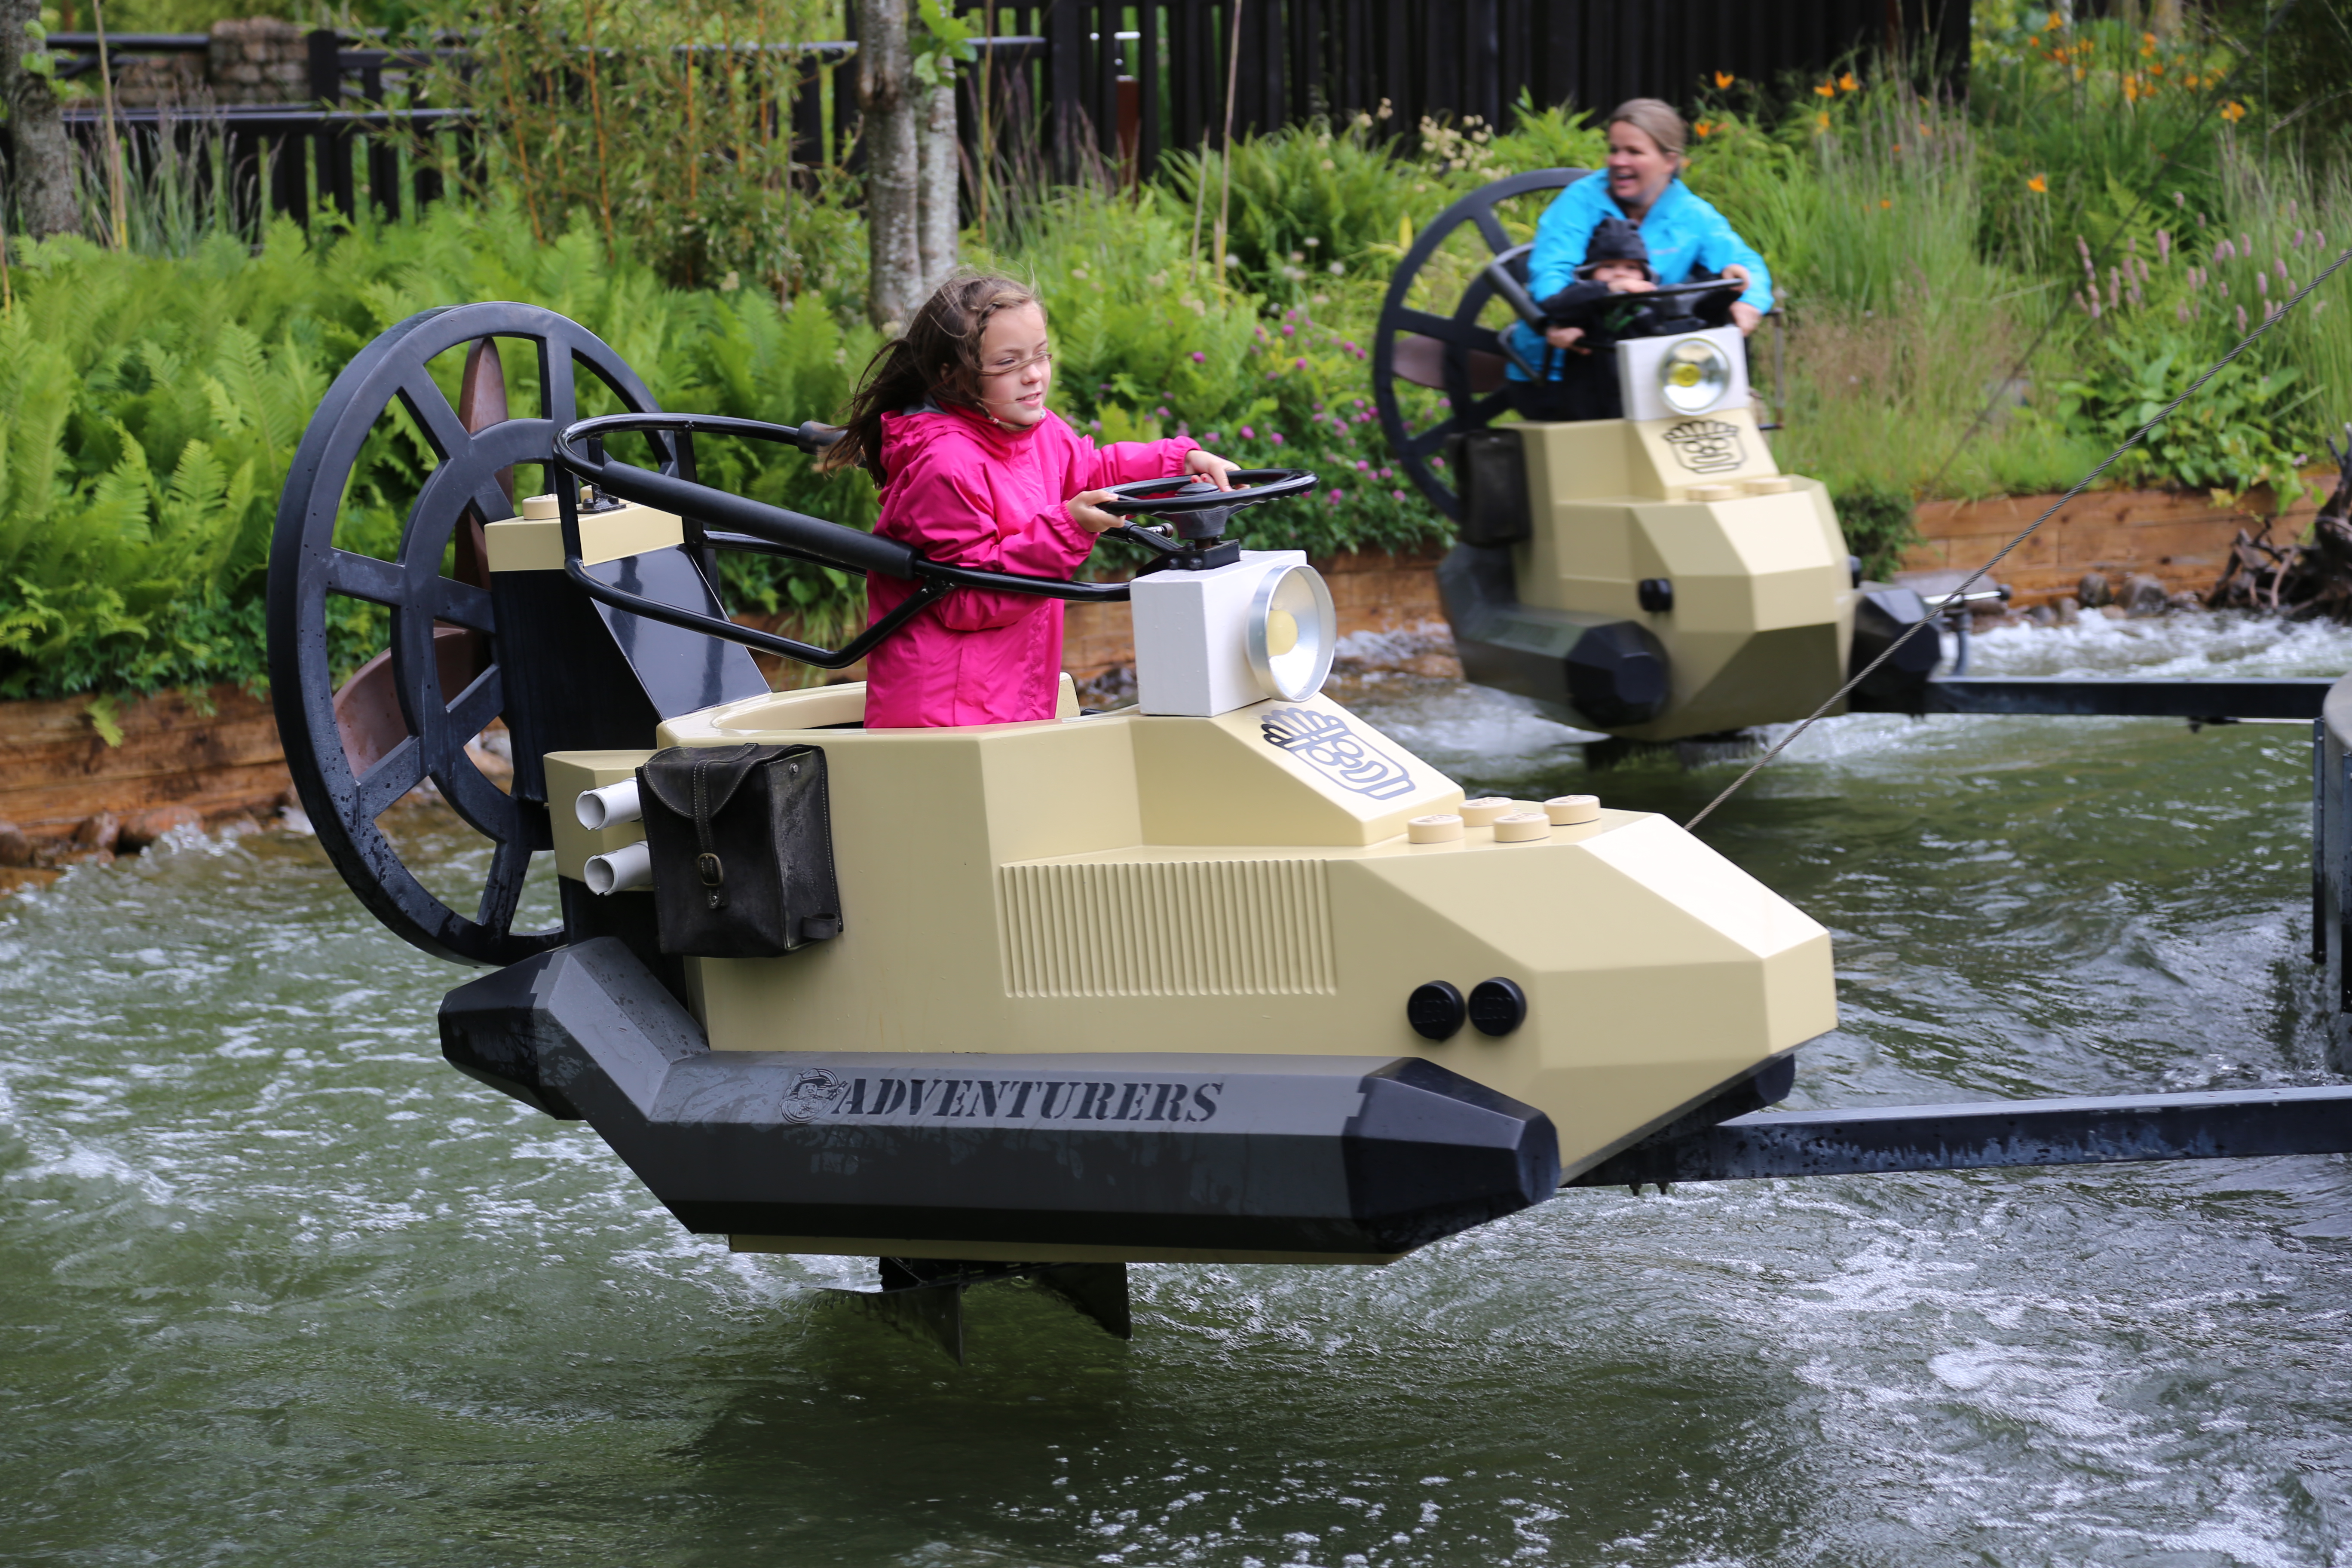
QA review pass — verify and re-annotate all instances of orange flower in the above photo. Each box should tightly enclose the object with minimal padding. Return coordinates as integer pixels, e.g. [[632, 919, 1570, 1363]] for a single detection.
[[2123, 76, 2140, 102], [1815, 110, 1831, 131], [2027, 174, 2048, 194], [1714, 71, 1735, 89], [2221, 100, 2247, 123], [2044, 9, 2061, 28], [1694, 119, 1715, 138], [1880, 199, 1892, 209], [1815, 83, 1835, 98], [1839, 72, 1859, 92], [2150, 62, 2164, 75]]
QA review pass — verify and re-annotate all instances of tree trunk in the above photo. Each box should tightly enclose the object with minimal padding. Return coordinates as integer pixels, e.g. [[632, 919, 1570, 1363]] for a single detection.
[[858, 0, 922, 335], [917, 78, 959, 294], [0, 0, 79, 238]]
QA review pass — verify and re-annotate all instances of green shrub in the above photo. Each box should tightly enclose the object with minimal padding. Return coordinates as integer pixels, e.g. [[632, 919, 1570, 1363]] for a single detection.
[[1152, 118, 1421, 302], [1829, 478, 1920, 580]]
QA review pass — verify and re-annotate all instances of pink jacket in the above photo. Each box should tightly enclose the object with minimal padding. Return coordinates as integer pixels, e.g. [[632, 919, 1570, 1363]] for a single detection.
[[863, 404, 1197, 728]]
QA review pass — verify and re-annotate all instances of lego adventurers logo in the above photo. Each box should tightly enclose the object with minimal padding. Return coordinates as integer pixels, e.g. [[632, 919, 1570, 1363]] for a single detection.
[[777, 1069, 1225, 1127], [1258, 706, 1418, 799], [1662, 419, 1745, 474]]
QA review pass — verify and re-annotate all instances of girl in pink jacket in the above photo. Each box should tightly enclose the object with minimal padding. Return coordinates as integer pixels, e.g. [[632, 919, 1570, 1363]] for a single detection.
[[822, 273, 1237, 728]]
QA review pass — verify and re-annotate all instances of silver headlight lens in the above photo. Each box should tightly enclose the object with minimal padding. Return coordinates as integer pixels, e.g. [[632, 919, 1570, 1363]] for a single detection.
[[1246, 563, 1337, 701], [1658, 337, 1732, 414]]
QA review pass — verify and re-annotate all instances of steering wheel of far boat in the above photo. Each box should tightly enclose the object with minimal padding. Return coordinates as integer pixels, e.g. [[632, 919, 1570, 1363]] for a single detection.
[[1096, 469, 1320, 539]]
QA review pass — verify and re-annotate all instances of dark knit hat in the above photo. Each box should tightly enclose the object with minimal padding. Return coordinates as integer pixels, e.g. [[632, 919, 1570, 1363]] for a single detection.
[[1576, 217, 1654, 279]]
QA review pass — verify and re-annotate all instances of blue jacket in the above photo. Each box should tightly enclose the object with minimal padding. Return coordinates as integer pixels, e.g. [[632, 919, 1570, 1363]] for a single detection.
[[1509, 174, 1773, 377]]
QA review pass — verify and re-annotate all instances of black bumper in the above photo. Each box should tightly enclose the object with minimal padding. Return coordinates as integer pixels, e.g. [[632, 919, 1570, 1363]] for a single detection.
[[439, 939, 1562, 1259]]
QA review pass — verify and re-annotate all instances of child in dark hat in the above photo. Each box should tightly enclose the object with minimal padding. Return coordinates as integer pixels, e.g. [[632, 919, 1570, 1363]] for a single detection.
[[1520, 218, 1665, 421]]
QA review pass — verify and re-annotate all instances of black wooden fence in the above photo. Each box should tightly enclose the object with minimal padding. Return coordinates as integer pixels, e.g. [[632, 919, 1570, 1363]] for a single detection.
[[46, 1, 1969, 227], [1024, 0, 1972, 178]]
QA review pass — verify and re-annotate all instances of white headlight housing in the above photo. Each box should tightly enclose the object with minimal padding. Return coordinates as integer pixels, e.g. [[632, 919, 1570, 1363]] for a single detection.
[[1246, 562, 1338, 702], [1615, 325, 1749, 422], [1131, 551, 1338, 716], [1658, 337, 1732, 414]]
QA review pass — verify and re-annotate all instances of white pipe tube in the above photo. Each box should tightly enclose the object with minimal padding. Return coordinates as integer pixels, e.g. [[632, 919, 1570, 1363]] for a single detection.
[[583, 839, 652, 895], [576, 779, 642, 830]]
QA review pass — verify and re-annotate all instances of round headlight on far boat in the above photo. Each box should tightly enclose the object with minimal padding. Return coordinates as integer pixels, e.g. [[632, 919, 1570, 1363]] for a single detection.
[[1658, 337, 1732, 415], [1246, 562, 1338, 701]]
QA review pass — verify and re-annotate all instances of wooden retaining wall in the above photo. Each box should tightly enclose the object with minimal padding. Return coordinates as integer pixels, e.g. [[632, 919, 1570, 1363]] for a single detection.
[[0, 686, 290, 842], [1904, 478, 2331, 607]]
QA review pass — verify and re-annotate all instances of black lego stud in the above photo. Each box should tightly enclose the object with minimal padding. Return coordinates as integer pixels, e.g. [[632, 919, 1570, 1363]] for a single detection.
[[1467, 977, 1528, 1037], [1406, 981, 1467, 1041], [1637, 578, 1675, 613]]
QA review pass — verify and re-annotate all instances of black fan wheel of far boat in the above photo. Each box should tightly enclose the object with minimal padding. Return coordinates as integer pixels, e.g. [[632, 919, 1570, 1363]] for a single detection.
[[266, 303, 686, 968], [1371, 167, 1581, 521]]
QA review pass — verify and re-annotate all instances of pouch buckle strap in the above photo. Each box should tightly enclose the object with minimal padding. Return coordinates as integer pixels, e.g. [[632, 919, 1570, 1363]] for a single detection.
[[691, 749, 729, 910]]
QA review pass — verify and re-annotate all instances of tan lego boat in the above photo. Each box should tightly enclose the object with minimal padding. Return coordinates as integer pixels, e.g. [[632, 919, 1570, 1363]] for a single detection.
[[266, 300, 1834, 1351]]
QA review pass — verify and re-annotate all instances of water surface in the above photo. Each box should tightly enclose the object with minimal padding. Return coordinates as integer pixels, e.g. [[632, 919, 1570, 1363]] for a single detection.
[[8, 612, 2352, 1566]]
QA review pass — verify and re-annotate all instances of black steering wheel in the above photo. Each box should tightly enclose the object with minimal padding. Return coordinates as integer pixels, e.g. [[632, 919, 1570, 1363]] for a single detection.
[[1098, 469, 1319, 540]]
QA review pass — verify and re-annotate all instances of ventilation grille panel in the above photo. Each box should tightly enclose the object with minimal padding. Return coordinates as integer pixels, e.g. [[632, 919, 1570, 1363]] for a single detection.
[[998, 858, 1337, 998]]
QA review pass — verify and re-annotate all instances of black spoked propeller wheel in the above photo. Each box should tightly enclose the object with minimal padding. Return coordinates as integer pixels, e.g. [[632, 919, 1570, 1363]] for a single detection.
[[267, 303, 683, 967], [1371, 168, 1583, 521]]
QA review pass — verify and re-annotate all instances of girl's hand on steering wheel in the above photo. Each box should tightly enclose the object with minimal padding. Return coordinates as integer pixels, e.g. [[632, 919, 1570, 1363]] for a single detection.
[[1184, 449, 1240, 490], [1068, 490, 1122, 533], [1544, 324, 1588, 352]]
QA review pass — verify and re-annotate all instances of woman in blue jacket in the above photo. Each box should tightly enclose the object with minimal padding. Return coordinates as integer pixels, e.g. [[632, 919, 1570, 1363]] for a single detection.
[[1511, 98, 1772, 420]]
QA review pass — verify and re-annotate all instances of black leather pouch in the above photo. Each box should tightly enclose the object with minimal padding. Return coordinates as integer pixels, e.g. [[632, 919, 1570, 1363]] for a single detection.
[[637, 742, 842, 958]]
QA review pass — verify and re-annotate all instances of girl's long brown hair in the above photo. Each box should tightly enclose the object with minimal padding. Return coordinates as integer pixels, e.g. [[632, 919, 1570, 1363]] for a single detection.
[[821, 272, 1041, 484]]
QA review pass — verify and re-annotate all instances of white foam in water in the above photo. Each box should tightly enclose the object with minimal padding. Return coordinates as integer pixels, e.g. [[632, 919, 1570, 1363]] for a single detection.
[[7, 624, 2352, 1564], [1344, 680, 1601, 777], [1965, 609, 2352, 680]]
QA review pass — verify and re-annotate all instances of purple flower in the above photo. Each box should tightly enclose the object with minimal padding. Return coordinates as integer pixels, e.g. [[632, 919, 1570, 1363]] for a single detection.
[[1155, 405, 1172, 419], [2238, 304, 2249, 332], [1430, 456, 1446, 470], [1270, 433, 1284, 445], [1294, 358, 1307, 370], [2216, 239, 2235, 260], [1393, 490, 1406, 501], [1341, 341, 1359, 354], [1190, 351, 1207, 364], [1329, 489, 1344, 502], [1241, 426, 1255, 439], [1355, 459, 1370, 471], [1377, 467, 1391, 480], [2277, 258, 2291, 281], [1281, 324, 1296, 337]]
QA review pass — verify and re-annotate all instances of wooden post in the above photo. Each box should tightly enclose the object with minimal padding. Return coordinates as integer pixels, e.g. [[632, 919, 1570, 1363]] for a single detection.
[[859, 0, 922, 332], [0, 0, 77, 236], [918, 75, 958, 292]]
